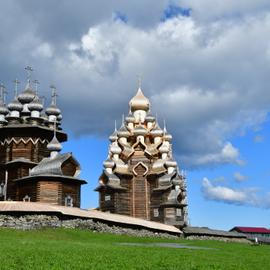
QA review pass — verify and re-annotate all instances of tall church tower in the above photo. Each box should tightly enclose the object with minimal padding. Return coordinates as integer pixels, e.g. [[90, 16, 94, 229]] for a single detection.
[[0, 68, 86, 206], [96, 86, 188, 227]]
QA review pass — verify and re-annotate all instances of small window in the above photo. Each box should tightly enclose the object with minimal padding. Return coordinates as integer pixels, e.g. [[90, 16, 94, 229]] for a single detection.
[[176, 208, 182, 217], [105, 195, 111, 201], [154, 208, 159, 217], [23, 195, 31, 202], [65, 195, 73, 207]]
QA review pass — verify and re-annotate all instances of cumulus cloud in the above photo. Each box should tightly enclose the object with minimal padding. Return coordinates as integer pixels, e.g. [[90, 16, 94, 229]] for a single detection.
[[202, 178, 270, 208], [0, 1, 270, 168]]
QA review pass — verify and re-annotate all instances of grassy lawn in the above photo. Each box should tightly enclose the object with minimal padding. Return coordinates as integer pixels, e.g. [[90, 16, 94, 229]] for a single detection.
[[0, 228, 269, 270]]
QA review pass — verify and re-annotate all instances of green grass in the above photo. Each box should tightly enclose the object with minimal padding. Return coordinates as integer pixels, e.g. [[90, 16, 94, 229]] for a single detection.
[[0, 228, 269, 270]]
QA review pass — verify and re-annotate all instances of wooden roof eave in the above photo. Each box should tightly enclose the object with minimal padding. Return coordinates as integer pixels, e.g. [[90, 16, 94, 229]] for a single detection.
[[153, 184, 172, 192], [94, 184, 127, 192], [12, 175, 87, 185]]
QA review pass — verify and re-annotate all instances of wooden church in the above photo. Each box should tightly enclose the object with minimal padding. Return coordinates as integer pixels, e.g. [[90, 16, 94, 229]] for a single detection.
[[96, 86, 188, 227], [0, 68, 86, 207], [0, 67, 188, 227]]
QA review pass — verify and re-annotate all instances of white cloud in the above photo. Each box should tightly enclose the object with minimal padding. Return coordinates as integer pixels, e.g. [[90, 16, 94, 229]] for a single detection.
[[1, 2, 270, 168], [233, 172, 247, 182], [202, 177, 270, 208], [178, 142, 242, 168], [32, 43, 53, 58]]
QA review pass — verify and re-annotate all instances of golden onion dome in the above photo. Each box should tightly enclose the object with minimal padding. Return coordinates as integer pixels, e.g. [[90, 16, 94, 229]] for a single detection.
[[150, 123, 163, 137], [125, 112, 136, 123], [103, 158, 115, 169], [110, 141, 122, 155], [118, 123, 130, 138], [129, 88, 150, 112], [164, 129, 173, 141], [133, 123, 147, 136], [165, 159, 177, 168], [109, 129, 118, 142], [145, 112, 155, 122], [159, 142, 170, 154]]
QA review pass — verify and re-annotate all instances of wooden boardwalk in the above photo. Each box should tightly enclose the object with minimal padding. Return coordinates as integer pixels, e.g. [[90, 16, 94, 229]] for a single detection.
[[0, 201, 181, 235]]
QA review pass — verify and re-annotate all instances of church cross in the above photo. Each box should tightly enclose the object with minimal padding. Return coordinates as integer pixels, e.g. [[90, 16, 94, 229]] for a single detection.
[[0, 83, 7, 104], [25, 66, 33, 80], [13, 79, 20, 97], [33, 79, 40, 94], [50, 84, 58, 105], [137, 74, 142, 89]]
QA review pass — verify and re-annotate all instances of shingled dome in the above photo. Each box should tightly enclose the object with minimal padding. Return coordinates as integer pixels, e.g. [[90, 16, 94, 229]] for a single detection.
[[18, 80, 36, 104], [8, 98, 23, 112], [28, 96, 43, 112]]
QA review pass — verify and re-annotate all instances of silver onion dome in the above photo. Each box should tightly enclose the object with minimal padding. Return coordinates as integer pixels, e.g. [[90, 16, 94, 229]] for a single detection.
[[0, 100, 9, 115], [57, 114, 63, 121], [28, 96, 43, 112], [8, 98, 23, 112], [18, 80, 36, 104], [103, 158, 115, 169], [47, 135, 62, 152], [45, 104, 61, 116]]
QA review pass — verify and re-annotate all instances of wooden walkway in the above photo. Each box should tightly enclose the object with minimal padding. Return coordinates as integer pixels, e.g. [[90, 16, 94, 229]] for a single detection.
[[0, 202, 181, 234]]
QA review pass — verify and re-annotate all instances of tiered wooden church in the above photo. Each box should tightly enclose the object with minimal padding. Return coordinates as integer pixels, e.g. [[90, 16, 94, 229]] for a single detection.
[[96, 86, 188, 227], [0, 68, 86, 207], [0, 67, 188, 227]]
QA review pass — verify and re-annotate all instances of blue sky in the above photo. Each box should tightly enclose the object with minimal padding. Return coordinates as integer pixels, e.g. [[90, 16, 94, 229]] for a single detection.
[[1, 0, 270, 230]]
